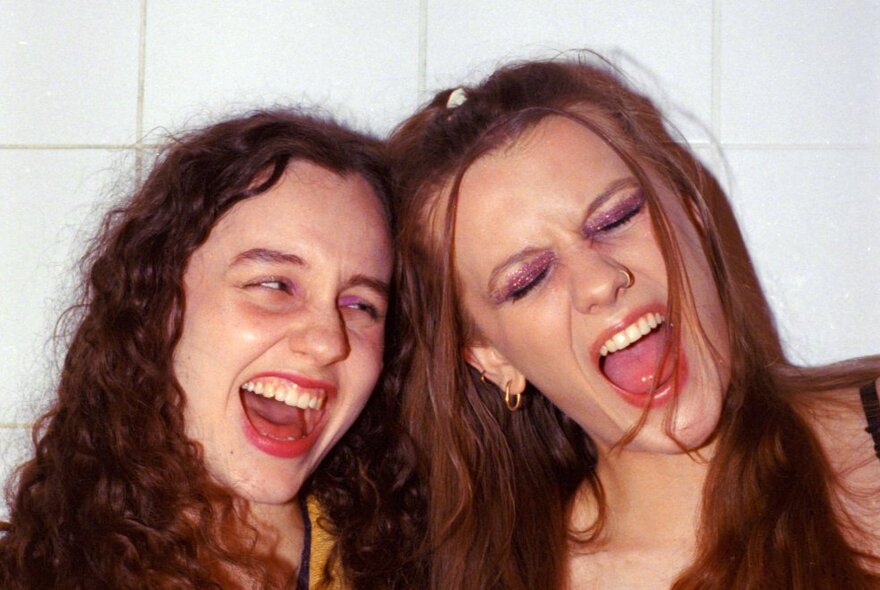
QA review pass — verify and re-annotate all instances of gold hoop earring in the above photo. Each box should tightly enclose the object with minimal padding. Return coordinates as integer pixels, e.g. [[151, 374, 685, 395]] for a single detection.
[[479, 370, 489, 384], [620, 267, 634, 289], [504, 381, 522, 412]]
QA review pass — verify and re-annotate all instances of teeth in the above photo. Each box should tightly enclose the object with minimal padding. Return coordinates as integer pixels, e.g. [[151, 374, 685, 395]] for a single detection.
[[283, 390, 298, 406], [599, 312, 664, 357], [241, 378, 327, 410]]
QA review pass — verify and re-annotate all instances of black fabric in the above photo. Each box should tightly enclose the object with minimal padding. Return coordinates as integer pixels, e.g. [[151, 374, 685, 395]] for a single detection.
[[859, 379, 880, 461], [295, 496, 312, 590]]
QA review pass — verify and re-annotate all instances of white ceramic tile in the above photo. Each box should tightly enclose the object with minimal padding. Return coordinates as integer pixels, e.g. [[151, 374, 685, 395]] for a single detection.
[[425, 0, 714, 142], [0, 427, 32, 519], [0, 149, 135, 423], [724, 147, 880, 364], [720, 0, 880, 145], [144, 1, 420, 137], [0, 2, 141, 145]]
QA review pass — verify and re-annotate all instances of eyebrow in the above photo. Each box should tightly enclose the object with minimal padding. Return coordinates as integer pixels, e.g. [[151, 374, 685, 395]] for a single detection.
[[485, 176, 638, 295], [581, 177, 639, 220], [344, 274, 390, 301], [232, 248, 306, 267]]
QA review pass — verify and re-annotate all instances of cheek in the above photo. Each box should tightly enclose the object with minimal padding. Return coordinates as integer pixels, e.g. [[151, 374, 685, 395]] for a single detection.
[[347, 330, 385, 389], [205, 298, 286, 351], [619, 219, 668, 283], [174, 302, 279, 394]]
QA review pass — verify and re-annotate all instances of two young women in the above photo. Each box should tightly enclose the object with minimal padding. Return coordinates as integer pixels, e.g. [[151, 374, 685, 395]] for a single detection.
[[3, 55, 878, 588]]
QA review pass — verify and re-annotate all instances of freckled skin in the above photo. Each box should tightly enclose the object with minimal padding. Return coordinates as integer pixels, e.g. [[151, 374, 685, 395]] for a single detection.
[[173, 161, 392, 509]]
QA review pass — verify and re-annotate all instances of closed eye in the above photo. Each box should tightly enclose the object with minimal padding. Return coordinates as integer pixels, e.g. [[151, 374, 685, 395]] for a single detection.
[[509, 265, 550, 302], [584, 190, 645, 237], [597, 199, 642, 232], [496, 251, 557, 304]]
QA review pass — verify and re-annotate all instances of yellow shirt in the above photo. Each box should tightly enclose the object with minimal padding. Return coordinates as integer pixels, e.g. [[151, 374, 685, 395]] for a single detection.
[[306, 496, 346, 589]]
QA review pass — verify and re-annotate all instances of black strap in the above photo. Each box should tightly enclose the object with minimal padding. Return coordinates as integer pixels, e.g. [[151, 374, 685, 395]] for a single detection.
[[859, 380, 880, 461], [295, 495, 312, 590]]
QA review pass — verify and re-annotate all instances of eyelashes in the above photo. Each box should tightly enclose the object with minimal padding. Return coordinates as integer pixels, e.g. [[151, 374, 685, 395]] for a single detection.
[[498, 189, 645, 304], [583, 190, 645, 237], [247, 278, 381, 320], [252, 277, 295, 294], [337, 295, 381, 320], [503, 253, 556, 302]]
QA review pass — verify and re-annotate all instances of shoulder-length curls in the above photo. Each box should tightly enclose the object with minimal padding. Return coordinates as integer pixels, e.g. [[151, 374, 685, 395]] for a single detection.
[[387, 55, 880, 589], [0, 109, 422, 589]]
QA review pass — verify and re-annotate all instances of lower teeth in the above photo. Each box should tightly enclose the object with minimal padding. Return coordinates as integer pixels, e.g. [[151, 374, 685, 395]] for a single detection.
[[261, 429, 309, 441]]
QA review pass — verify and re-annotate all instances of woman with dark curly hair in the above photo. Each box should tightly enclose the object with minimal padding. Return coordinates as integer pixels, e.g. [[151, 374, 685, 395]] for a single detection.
[[0, 109, 422, 589], [387, 56, 880, 589]]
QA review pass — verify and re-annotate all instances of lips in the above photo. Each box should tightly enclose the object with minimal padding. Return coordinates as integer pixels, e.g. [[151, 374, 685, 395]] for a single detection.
[[239, 375, 332, 458], [597, 310, 681, 407]]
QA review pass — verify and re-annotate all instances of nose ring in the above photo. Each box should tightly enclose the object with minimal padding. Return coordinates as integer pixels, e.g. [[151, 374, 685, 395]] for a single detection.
[[620, 267, 634, 289]]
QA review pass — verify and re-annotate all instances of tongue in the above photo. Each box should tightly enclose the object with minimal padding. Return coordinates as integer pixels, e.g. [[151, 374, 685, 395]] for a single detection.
[[240, 390, 307, 440], [602, 328, 671, 394]]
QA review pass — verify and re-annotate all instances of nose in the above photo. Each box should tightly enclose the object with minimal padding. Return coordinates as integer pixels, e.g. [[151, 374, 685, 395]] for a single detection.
[[567, 248, 630, 314], [287, 308, 350, 367]]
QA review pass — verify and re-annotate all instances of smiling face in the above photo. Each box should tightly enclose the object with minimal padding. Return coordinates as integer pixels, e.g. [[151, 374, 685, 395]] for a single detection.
[[173, 161, 392, 506], [453, 116, 729, 454]]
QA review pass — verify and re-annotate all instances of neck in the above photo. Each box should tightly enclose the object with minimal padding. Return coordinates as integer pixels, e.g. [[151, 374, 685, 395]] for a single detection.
[[247, 495, 306, 571], [580, 444, 712, 550]]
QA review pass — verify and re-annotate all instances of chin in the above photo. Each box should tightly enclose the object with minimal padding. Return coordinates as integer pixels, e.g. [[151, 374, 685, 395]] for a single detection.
[[667, 409, 721, 451]]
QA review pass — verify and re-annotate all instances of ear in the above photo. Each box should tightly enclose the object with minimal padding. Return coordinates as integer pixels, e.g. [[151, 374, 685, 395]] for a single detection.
[[464, 343, 527, 395]]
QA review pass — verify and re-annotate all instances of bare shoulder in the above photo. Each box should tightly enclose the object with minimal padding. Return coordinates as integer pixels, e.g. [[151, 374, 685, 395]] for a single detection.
[[802, 377, 880, 551]]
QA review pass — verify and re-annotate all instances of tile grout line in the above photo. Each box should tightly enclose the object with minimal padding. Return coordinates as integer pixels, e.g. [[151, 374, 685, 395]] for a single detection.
[[710, 0, 723, 173], [718, 143, 880, 151], [135, 0, 148, 183], [417, 0, 428, 99]]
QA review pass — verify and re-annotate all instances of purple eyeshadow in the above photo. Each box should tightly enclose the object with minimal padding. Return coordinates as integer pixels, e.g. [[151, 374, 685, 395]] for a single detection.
[[584, 190, 644, 236], [496, 251, 555, 303], [338, 295, 363, 307]]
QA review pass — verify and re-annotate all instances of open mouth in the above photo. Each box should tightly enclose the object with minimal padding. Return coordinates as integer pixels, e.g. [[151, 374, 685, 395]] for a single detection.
[[598, 311, 675, 397], [239, 377, 327, 448]]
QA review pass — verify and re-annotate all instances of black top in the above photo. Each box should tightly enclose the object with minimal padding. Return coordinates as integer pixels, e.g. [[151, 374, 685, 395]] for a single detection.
[[295, 495, 312, 590], [859, 379, 880, 461]]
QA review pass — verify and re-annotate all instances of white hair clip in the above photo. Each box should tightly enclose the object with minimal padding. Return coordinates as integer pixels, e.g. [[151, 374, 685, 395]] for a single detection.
[[446, 87, 468, 110]]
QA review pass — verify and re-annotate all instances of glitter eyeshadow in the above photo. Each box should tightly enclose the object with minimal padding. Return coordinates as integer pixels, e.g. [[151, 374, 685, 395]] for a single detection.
[[494, 251, 556, 303], [583, 190, 644, 237]]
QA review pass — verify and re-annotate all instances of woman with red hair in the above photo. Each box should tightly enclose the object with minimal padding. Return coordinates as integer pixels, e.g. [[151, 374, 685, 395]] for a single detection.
[[388, 56, 880, 589]]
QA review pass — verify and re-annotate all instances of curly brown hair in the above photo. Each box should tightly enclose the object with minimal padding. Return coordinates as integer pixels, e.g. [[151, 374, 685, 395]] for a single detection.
[[388, 55, 880, 589], [0, 109, 424, 589]]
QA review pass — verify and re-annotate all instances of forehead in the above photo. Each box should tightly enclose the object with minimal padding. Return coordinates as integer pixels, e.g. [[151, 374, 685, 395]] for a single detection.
[[452, 116, 630, 251], [456, 117, 630, 227], [201, 160, 392, 275]]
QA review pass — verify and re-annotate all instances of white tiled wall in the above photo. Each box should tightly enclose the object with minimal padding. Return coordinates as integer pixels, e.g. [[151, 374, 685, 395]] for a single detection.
[[2, 1, 878, 498]]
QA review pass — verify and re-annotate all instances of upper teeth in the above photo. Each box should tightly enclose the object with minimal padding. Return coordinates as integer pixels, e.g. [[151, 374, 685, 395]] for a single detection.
[[241, 379, 326, 410], [599, 312, 664, 357]]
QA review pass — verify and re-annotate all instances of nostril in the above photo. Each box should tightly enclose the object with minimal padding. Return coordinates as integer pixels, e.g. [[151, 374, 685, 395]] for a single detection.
[[300, 321, 350, 364], [568, 253, 632, 314]]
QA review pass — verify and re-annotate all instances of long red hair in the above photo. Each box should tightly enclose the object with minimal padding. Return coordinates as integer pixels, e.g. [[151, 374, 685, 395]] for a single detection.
[[388, 56, 880, 589]]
